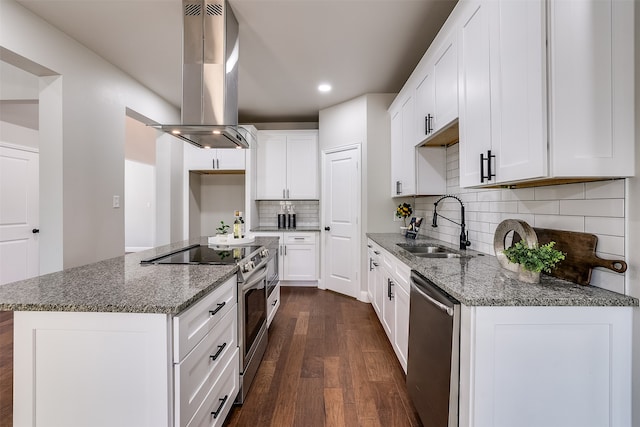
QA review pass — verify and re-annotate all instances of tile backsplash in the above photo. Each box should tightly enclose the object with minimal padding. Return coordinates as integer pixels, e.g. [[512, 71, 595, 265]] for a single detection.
[[414, 144, 626, 294], [257, 200, 320, 227]]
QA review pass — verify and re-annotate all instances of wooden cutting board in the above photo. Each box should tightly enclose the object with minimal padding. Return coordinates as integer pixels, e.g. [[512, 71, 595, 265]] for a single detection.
[[516, 227, 627, 285]]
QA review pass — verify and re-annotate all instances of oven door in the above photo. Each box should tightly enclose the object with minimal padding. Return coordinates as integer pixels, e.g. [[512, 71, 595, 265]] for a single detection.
[[239, 266, 267, 370]]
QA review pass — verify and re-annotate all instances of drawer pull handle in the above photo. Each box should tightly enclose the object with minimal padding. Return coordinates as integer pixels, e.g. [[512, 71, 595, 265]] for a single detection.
[[211, 395, 229, 419], [271, 299, 278, 306], [209, 302, 226, 316], [209, 342, 227, 361]]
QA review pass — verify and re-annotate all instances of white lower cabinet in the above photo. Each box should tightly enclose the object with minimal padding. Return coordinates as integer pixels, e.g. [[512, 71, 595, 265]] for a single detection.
[[173, 276, 238, 427], [368, 239, 410, 373], [459, 305, 633, 427], [267, 281, 281, 327], [13, 276, 239, 427], [253, 231, 319, 283]]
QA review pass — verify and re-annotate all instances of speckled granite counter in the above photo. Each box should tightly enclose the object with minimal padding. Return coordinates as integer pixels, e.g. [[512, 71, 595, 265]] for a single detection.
[[251, 226, 321, 232], [0, 236, 279, 314], [367, 233, 638, 307]]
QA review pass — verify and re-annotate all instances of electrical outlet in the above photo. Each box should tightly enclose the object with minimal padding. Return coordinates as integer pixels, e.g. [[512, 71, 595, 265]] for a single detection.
[[113, 195, 120, 208]]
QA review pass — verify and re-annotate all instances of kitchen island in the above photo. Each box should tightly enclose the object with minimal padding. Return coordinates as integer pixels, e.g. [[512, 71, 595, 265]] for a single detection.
[[367, 233, 637, 427], [0, 236, 278, 427]]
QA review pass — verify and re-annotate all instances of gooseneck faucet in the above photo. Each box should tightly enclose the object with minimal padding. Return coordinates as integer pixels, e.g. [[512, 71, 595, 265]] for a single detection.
[[432, 194, 471, 250]]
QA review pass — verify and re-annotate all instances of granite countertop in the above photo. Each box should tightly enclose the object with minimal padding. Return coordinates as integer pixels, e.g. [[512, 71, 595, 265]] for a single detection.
[[251, 226, 321, 232], [0, 236, 279, 314], [367, 233, 639, 307]]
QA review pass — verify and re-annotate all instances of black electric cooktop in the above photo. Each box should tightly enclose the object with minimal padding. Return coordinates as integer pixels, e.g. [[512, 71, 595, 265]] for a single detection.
[[141, 244, 263, 265]]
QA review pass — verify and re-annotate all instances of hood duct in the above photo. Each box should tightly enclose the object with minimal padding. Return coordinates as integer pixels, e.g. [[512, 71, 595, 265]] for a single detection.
[[156, 0, 248, 148]]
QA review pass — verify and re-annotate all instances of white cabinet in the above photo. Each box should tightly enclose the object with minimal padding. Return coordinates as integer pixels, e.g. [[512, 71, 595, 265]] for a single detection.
[[185, 144, 246, 171], [12, 276, 239, 427], [457, 0, 634, 188], [415, 32, 458, 144], [390, 96, 416, 197], [548, 0, 634, 178], [252, 231, 319, 282], [173, 276, 238, 427], [282, 232, 318, 281], [458, 0, 547, 188], [256, 130, 319, 200], [459, 305, 633, 427], [369, 239, 410, 373]]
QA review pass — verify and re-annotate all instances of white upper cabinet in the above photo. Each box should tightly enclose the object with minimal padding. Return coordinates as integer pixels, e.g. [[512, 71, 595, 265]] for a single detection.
[[457, 0, 634, 188], [256, 130, 318, 200], [390, 95, 420, 197], [548, 0, 634, 178], [185, 145, 246, 171], [458, 0, 547, 188], [415, 32, 458, 145]]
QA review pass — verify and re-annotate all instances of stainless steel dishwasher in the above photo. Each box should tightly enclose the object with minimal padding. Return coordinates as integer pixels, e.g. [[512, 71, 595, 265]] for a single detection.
[[407, 270, 460, 427]]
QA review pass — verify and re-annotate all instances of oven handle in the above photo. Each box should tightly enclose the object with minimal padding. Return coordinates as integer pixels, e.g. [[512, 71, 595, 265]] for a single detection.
[[242, 266, 267, 292]]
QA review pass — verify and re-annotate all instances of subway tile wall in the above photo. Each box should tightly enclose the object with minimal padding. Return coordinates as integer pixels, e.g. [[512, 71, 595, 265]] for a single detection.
[[414, 144, 626, 294], [257, 200, 320, 227]]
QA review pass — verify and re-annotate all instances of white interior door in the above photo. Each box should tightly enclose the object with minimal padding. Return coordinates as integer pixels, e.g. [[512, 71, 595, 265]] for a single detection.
[[0, 145, 39, 285], [322, 146, 360, 299]]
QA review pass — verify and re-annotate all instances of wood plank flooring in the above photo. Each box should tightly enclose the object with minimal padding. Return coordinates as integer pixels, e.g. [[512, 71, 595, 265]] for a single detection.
[[225, 287, 422, 427], [0, 311, 13, 427]]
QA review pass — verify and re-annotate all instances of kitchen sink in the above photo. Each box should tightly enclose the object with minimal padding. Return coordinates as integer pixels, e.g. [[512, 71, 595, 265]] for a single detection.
[[397, 244, 466, 259]]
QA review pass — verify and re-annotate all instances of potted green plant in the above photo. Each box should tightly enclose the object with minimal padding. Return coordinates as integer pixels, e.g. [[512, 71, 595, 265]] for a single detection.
[[216, 220, 230, 236], [502, 240, 566, 283]]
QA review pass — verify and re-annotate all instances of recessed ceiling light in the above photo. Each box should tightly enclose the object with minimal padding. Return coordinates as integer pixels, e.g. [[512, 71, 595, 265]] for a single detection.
[[212, 130, 221, 135], [318, 83, 332, 93], [171, 129, 181, 135]]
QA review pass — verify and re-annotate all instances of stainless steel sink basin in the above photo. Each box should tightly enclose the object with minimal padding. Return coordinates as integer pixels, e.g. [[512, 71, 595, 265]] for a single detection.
[[413, 252, 461, 259], [397, 244, 464, 259], [397, 244, 450, 254]]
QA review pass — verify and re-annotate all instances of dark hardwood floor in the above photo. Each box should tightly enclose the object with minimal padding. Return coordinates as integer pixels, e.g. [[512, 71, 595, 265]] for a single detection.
[[0, 311, 13, 427], [0, 289, 420, 427], [225, 287, 422, 427]]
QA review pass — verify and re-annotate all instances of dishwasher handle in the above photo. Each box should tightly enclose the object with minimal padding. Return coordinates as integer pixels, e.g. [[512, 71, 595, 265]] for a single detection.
[[411, 282, 454, 317]]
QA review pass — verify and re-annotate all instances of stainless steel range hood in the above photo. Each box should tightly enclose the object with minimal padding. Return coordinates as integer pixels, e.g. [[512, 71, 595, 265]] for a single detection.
[[156, 0, 248, 149]]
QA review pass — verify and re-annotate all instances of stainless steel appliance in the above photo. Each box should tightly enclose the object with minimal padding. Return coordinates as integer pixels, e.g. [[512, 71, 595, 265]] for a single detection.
[[140, 243, 272, 403], [407, 270, 461, 427]]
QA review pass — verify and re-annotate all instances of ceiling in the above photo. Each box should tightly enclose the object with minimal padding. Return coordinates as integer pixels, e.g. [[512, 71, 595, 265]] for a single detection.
[[14, 0, 458, 123]]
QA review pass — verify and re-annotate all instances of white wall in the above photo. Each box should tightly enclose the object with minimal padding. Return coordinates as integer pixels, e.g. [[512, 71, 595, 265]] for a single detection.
[[0, 0, 182, 269]]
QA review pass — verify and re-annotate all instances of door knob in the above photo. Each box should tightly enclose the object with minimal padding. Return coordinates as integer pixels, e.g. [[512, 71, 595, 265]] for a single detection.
[[32, 228, 40, 234], [324, 226, 330, 231]]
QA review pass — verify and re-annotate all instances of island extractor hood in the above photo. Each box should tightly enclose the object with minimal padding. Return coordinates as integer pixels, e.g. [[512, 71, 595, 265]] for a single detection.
[[155, 0, 248, 149]]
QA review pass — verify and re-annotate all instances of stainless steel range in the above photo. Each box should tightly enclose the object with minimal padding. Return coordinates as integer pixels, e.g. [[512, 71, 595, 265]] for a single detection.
[[141, 242, 276, 403]]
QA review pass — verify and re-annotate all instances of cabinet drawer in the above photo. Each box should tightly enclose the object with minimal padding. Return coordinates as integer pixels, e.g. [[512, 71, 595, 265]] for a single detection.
[[175, 305, 237, 427], [267, 283, 281, 327], [186, 348, 239, 427], [174, 276, 237, 361], [284, 232, 316, 244]]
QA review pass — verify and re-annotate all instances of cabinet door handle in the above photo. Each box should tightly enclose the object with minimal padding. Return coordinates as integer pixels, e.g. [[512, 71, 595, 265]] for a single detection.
[[216, 159, 220, 169], [480, 150, 496, 183], [373, 250, 380, 255], [425, 114, 433, 134], [286, 189, 290, 198], [396, 180, 402, 195], [213, 158, 216, 169], [272, 299, 278, 306], [283, 189, 286, 198], [373, 262, 379, 267], [211, 395, 229, 419], [209, 342, 227, 361], [387, 278, 394, 300], [369, 258, 374, 271], [293, 237, 305, 240], [209, 302, 226, 316], [284, 245, 287, 256], [279, 245, 283, 256]]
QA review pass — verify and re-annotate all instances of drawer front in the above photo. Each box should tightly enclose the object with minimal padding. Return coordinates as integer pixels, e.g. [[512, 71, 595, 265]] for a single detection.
[[186, 348, 239, 427], [176, 305, 238, 427], [267, 283, 281, 327], [284, 232, 316, 244], [174, 276, 237, 361]]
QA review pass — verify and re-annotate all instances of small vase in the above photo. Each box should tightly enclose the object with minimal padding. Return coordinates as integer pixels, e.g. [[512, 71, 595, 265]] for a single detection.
[[400, 226, 409, 236], [517, 266, 540, 284]]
